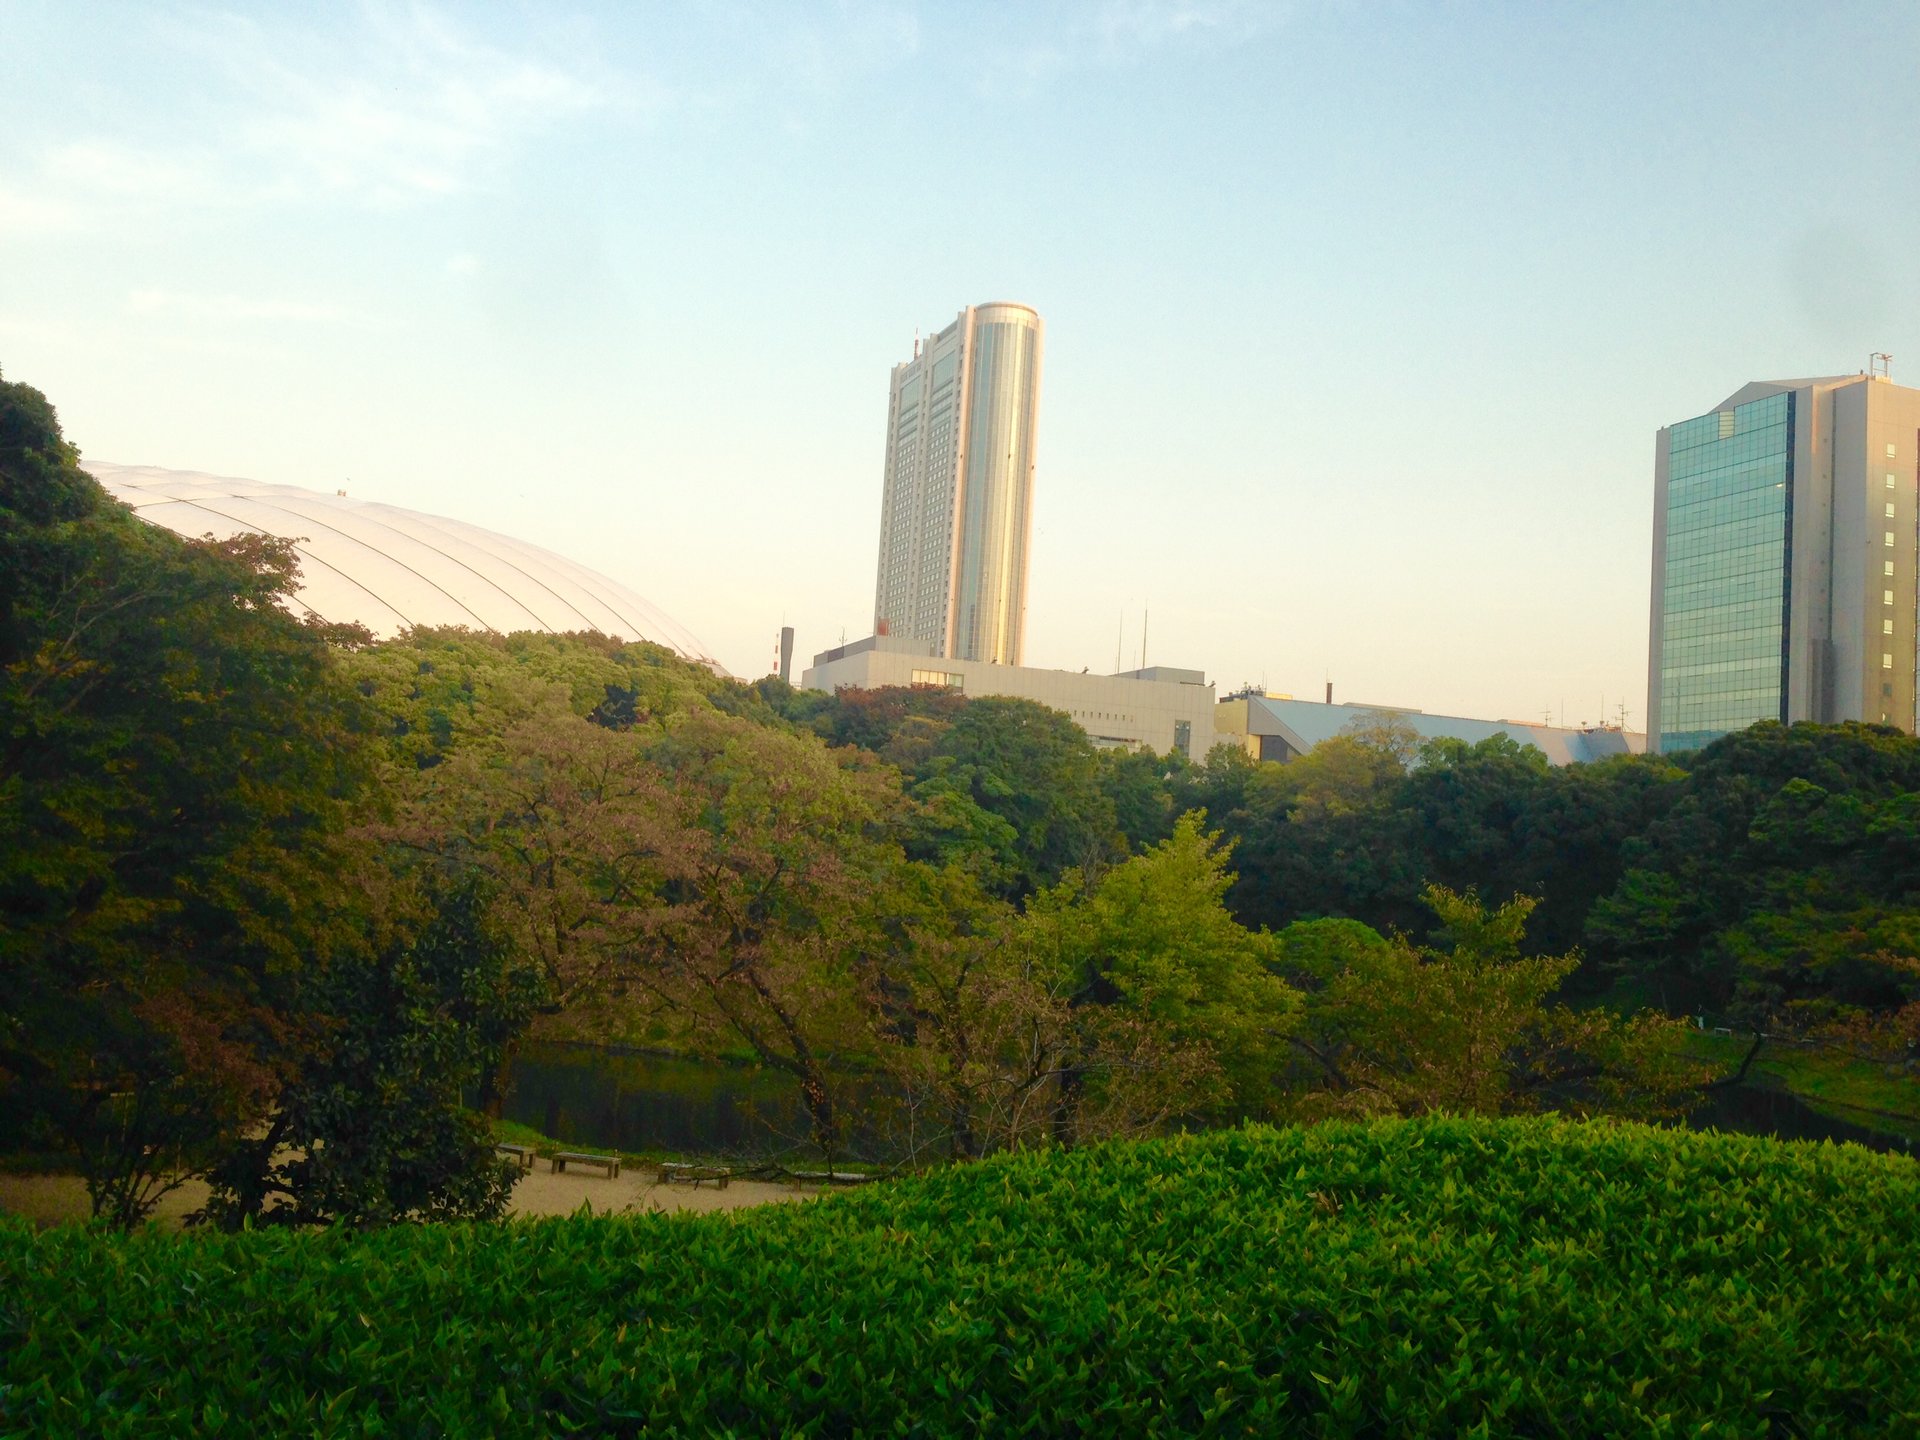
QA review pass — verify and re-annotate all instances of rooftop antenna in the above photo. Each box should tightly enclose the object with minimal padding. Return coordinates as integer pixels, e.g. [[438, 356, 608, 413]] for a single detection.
[[1116, 611, 1124, 674], [1139, 607, 1148, 672], [1871, 352, 1893, 379], [913, 328, 921, 360]]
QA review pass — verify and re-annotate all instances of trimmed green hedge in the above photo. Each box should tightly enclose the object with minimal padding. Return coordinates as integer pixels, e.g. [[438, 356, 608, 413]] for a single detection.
[[3, 1117, 1916, 1436]]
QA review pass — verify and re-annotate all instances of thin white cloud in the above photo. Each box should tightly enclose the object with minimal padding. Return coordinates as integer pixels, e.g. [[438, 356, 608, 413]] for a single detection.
[[985, 0, 1293, 95], [45, 141, 220, 203], [0, 184, 80, 237], [207, 5, 608, 204], [1095, 0, 1288, 51], [6, 3, 615, 233], [126, 288, 361, 325]]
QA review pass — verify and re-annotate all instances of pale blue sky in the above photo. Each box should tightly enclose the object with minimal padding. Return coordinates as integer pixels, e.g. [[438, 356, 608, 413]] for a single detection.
[[4, 1, 1917, 727]]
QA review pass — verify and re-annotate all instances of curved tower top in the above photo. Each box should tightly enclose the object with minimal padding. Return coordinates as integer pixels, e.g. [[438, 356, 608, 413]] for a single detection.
[[873, 301, 1043, 665]]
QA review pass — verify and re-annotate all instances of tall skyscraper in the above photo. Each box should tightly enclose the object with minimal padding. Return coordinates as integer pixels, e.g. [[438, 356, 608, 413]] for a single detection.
[[1649, 369, 1920, 753], [873, 302, 1042, 665]]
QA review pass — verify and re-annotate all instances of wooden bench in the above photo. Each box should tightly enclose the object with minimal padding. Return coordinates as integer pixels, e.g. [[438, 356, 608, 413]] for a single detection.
[[658, 1162, 731, 1189], [495, 1143, 536, 1172], [551, 1151, 621, 1178]]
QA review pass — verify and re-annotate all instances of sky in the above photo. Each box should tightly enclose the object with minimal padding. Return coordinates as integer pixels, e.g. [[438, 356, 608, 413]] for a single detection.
[[4, 1, 1918, 730]]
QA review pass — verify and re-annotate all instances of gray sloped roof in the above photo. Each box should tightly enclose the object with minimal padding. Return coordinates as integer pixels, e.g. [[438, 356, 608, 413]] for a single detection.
[[1240, 696, 1642, 766], [86, 462, 720, 669]]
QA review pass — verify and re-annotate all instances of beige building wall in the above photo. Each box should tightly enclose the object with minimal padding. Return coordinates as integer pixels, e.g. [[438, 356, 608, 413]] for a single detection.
[[802, 640, 1213, 758], [872, 303, 1042, 666]]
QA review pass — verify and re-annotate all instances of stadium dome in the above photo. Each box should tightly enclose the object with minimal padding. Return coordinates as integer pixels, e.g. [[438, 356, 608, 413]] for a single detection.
[[86, 463, 720, 668]]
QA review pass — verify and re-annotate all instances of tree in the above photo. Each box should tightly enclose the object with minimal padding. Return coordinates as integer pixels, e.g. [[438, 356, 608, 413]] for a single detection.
[[1166, 741, 1261, 829], [201, 875, 543, 1228], [918, 696, 1119, 897], [632, 711, 902, 1163], [388, 691, 682, 1025], [1273, 888, 1704, 1122], [1589, 722, 1920, 1022], [1338, 707, 1421, 767], [861, 818, 1296, 1159], [1098, 744, 1180, 853], [1, 374, 375, 1226], [1398, 733, 1552, 898], [1222, 738, 1421, 937]]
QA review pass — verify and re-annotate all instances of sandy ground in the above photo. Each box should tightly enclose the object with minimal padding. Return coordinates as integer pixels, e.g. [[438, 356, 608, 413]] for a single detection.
[[0, 1162, 819, 1231]]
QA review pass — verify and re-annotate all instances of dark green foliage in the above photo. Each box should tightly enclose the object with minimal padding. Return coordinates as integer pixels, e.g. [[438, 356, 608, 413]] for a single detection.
[[3, 1118, 1915, 1436], [772, 686, 1127, 898], [1097, 744, 1180, 852], [1590, 721, 1920, 1019], [1221, 735, 1681, 962], [202, 879, 544, 1229], [919, 696, 1118, 896], [1167, 741, 1262, 830], [0, 375, 376, 1226]]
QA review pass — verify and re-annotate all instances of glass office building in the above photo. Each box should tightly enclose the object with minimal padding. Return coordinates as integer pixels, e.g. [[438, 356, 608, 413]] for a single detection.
[[1649, 373, 1920, 753], [873, 303, 1042, 666], [1656, 393, 1794, 753]]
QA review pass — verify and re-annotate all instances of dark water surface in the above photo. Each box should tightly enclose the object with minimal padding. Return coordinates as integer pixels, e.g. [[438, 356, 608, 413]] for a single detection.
[[499, 1043, 900, 1162], [503, 1043, 1916, 1161], [1685, 1081, 1916, 1158]]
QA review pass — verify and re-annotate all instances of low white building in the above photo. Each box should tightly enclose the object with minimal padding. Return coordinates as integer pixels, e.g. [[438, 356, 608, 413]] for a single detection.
[[1216, 692, 1645, 767], [803, 635, 1215, 758]]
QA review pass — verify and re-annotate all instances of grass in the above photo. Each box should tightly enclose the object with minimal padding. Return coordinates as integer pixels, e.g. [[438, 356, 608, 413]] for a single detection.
[[3, 1115, 1917, 1437], [1681, 1030, 1920, 1138]]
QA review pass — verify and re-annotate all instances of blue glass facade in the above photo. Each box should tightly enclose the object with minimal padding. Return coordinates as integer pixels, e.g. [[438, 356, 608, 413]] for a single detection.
[[1658, 392, 1793, 753]]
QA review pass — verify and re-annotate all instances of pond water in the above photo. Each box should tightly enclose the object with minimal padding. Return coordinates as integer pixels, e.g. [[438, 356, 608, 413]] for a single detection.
[[502, 1043, 1917, 1162], [498, 1043, 900, 1162], [1684, 1080, 1916, 1158]]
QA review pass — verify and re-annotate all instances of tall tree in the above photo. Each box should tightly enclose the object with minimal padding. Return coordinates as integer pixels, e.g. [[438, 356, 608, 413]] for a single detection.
[[634, 711, 902, 1163], [0, 375, 374, 1225]]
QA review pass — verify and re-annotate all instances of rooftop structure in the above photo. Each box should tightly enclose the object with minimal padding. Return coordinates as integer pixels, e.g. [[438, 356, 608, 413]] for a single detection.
[[88, 463, 719, 666]]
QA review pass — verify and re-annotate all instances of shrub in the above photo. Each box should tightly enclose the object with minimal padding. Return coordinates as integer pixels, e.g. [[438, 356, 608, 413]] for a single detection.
[[2, 1116, 1915, 1436]]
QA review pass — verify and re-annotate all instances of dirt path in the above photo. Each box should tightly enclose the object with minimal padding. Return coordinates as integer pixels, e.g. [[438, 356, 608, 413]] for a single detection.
[[0, 1163, 818, 1231]]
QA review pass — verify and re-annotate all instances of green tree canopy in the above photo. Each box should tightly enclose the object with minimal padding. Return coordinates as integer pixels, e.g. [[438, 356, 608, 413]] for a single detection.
[[0, 374, 376, 1224], [1589, 721, 1920, 1022]]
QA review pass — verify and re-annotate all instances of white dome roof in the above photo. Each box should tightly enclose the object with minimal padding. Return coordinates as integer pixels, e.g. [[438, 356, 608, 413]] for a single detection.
[[87, 463, 720, 668]]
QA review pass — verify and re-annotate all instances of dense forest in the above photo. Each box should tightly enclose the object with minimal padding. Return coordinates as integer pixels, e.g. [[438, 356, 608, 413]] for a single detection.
[[4, 372, 1916, 1230]]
